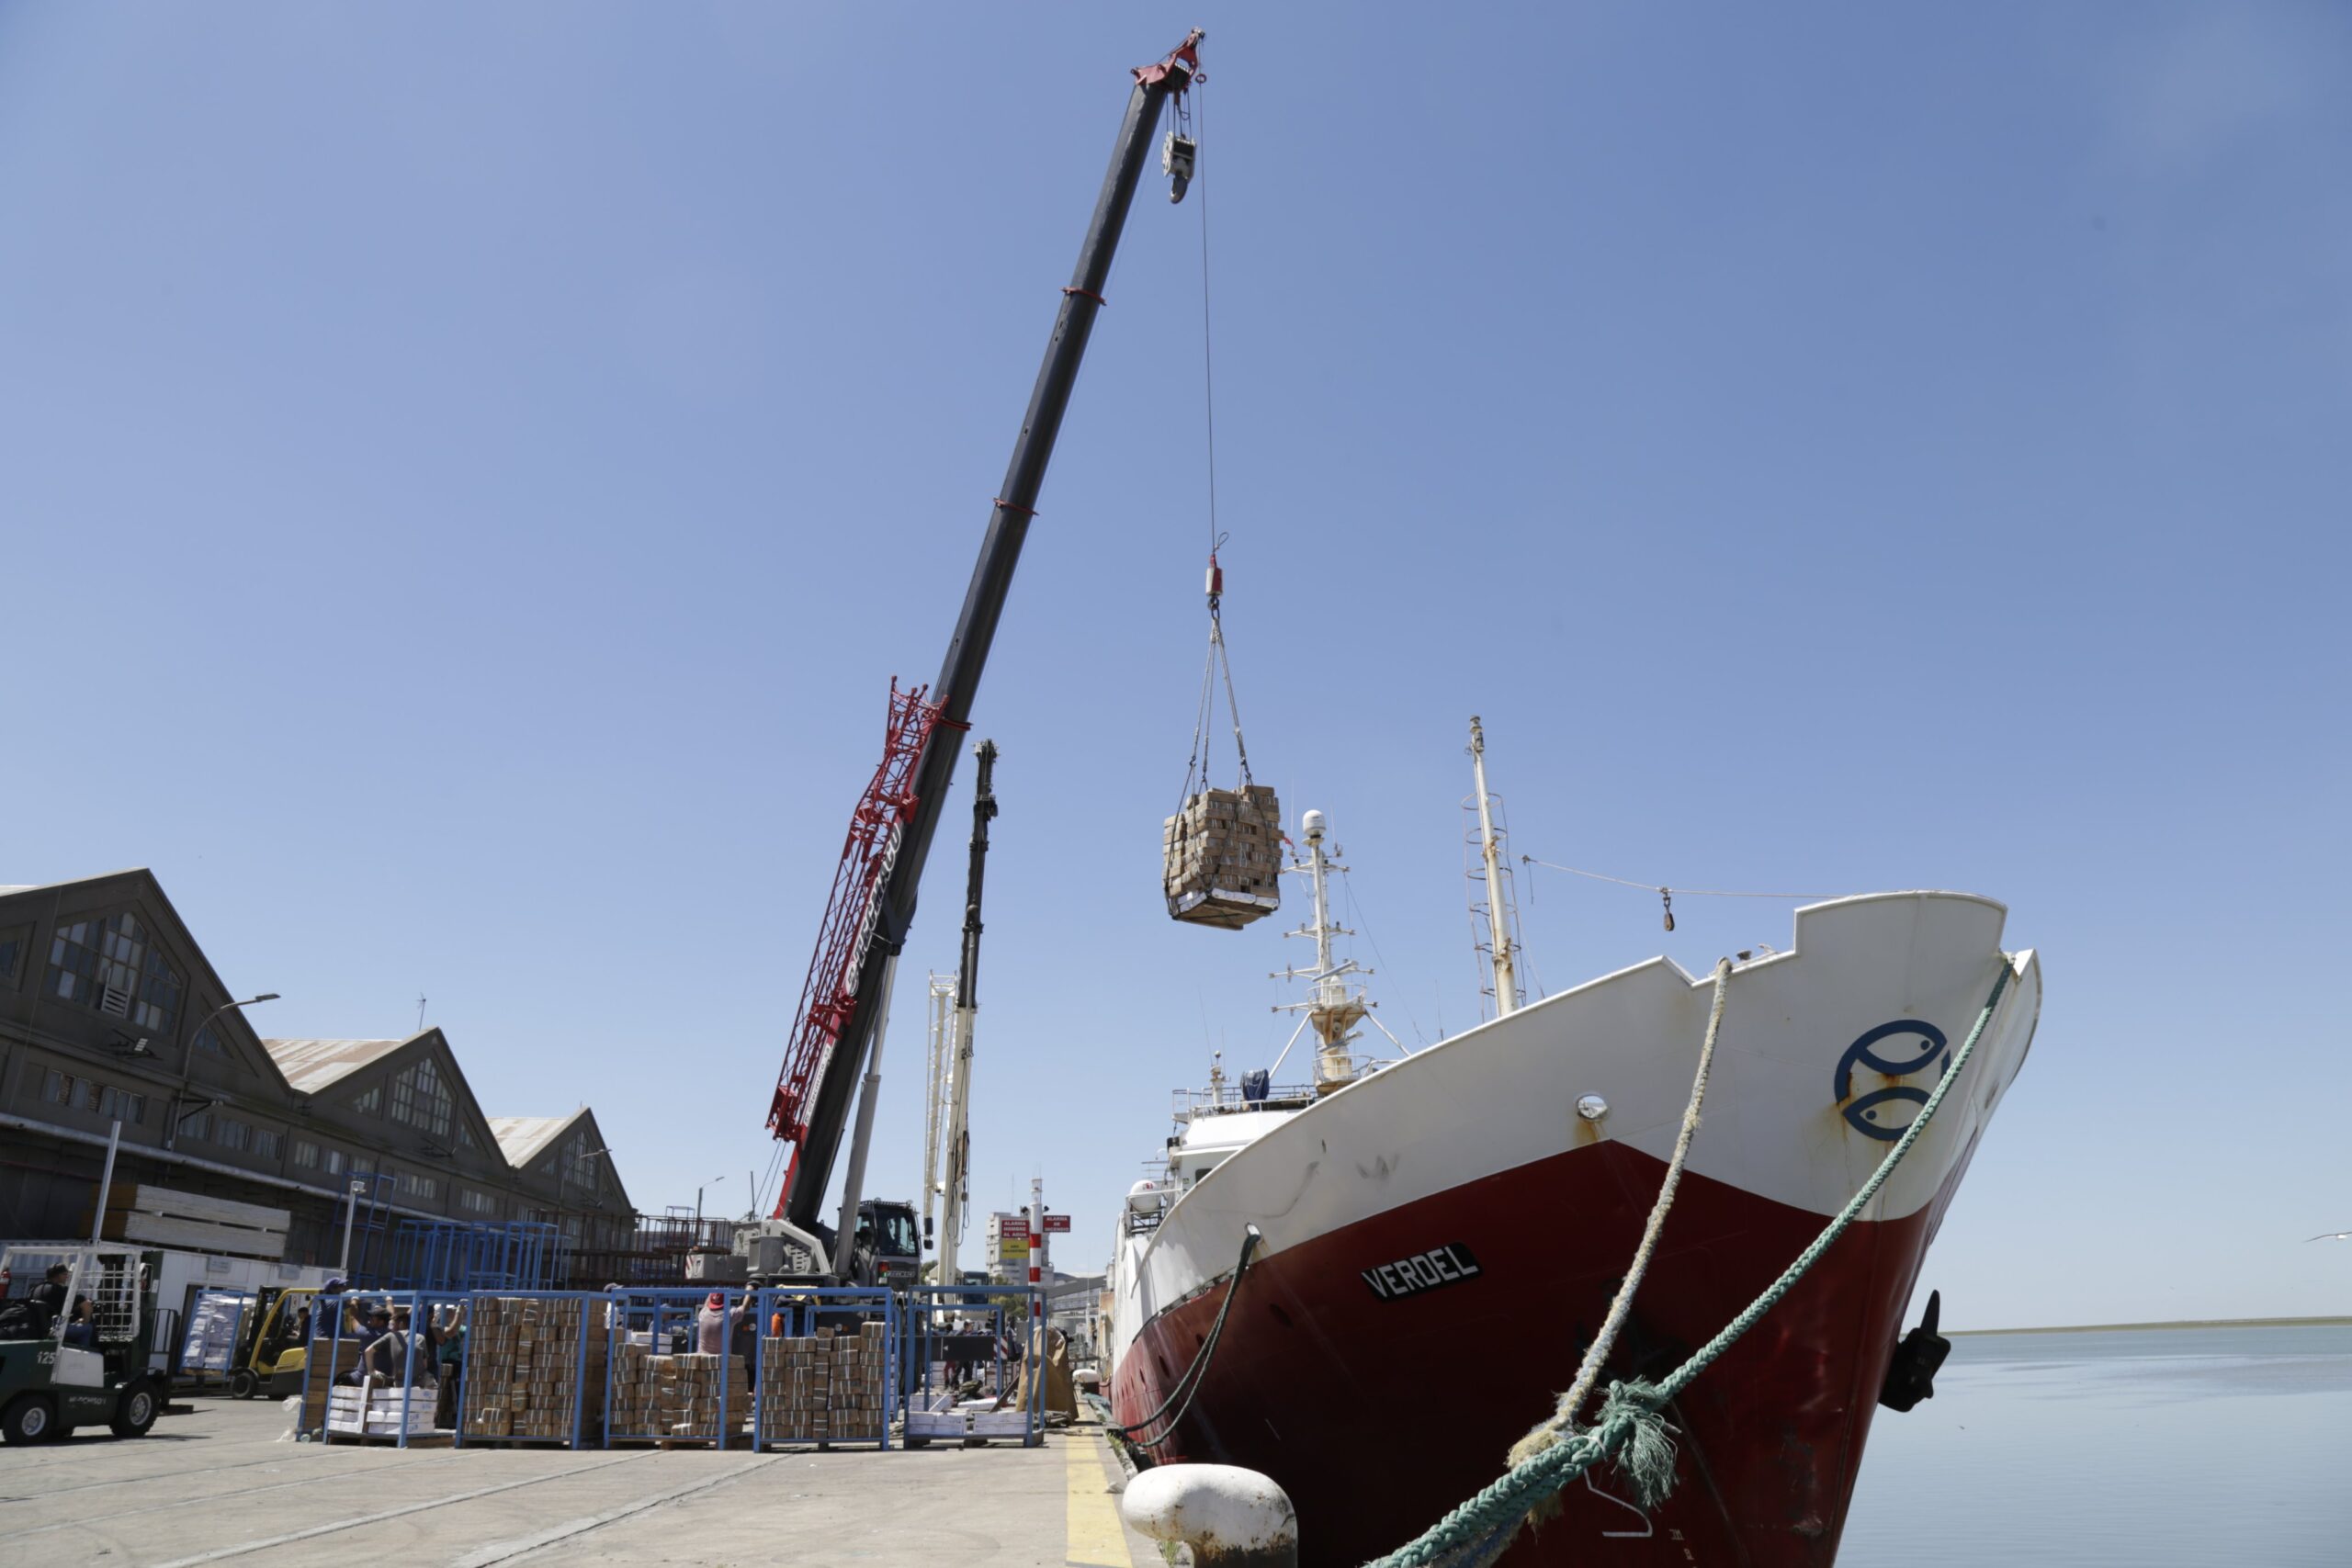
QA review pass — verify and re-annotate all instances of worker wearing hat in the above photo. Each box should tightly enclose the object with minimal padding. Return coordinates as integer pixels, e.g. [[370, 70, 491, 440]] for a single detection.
[[695, 1290, 750, 1358]]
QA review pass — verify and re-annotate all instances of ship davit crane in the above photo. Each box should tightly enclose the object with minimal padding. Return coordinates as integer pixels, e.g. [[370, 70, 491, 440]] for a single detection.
[[765, 30, 1208, 1248]]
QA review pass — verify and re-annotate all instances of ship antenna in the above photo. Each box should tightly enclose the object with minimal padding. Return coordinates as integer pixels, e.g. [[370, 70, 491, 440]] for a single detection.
[[1274, 809, 1380, 1092], [1466, 716, 1526, 1019]]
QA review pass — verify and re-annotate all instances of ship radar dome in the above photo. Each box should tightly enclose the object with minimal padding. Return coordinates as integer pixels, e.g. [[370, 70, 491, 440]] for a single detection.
[[1302, 808, 1327, 840]]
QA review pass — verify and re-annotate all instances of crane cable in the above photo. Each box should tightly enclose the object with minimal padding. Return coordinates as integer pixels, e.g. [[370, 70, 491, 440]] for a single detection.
[[1174, 82, 1257, 806]]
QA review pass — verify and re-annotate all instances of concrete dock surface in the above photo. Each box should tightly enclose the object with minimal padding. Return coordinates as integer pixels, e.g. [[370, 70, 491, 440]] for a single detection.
[[0, 1399, 1163, 1567]]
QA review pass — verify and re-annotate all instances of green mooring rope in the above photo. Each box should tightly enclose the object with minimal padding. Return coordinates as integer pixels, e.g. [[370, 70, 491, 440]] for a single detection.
[[1363, 962, 2016, 1568]]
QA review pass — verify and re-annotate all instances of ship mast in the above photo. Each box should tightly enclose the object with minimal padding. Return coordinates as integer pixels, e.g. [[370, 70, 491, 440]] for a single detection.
[[1275, 809, 1377, 1093], [1467, 716, 1521, 1016]]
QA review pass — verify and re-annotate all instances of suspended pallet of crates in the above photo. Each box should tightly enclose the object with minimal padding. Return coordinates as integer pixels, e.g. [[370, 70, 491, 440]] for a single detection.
[[1163, 783, 1283, 929], [1165, 544, 1281, 930]]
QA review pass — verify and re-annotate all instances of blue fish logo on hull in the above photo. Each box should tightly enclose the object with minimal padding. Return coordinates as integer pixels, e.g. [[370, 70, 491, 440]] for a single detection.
[[1834, 1019, 1950, 1142]]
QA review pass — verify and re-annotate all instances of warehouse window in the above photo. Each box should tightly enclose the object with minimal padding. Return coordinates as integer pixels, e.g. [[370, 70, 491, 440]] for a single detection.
[[322, 1147, 346, 1176], [399, 1172, 437, 1201], [217, 1118, 253, 1153], [292, 1139, 319, 1168], [0, 924, 27, 988], [388, 1058, 451, 1138], [254, 1127, 282, 1159], [180, 1108, 212, 1142], [192, 1022, 228, 1055], [561, 1131, 595, 1190], [46, 912, 182, 1033], [41, 1068, 79, 1107], [460, 1189, 497, 1217], [353, 1084, 381, 1115], [95, 1086, 147, 1126]]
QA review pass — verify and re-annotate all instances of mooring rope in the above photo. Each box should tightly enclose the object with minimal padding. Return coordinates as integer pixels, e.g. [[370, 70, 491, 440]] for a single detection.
[[1107, 1224, 1262, 1449], [1363, 961, 2016, 1568], [1542, 957, 1732, 1436]]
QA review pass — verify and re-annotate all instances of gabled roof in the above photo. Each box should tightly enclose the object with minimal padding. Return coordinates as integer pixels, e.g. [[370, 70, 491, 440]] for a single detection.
[[490, 1111, 588, 1168], [3, 869, 298, 1097], [263, 1036, 413, 1093]]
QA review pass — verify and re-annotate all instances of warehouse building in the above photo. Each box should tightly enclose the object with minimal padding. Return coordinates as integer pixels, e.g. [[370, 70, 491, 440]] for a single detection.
[[0, 869, 637, 1277]]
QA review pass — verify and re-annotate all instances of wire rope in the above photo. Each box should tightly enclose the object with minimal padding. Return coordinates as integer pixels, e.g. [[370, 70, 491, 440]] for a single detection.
[[1520, 856, 1840, 901]]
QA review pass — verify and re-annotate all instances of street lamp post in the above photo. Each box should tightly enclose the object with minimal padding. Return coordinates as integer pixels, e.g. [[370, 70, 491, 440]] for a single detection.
[[695, 1174, 726, 1231], [339, 1178, 367, 1275], [165, 991, 281, 1149]]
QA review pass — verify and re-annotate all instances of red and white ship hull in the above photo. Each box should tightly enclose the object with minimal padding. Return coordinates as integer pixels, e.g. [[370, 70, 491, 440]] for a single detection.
[[1109, 892, 2041, 1566]]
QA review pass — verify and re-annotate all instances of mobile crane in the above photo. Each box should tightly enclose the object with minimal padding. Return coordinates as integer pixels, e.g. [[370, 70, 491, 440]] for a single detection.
[[754, 31, 1208, 1281]]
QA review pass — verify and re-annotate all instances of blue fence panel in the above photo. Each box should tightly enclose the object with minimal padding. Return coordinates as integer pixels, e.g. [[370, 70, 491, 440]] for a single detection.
[[296, 1287, 465, 1448], [453, 1291, 605, 1448], [899, 1286, 1046, 1448], [749, 1287, 895, 1451]]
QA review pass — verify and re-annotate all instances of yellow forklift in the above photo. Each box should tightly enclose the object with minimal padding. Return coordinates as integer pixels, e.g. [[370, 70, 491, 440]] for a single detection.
[[225, 1284, 322, 1399]]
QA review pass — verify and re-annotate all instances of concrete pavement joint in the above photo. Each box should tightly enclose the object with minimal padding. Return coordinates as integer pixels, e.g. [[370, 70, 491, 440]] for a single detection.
[[141, 1451, 658, 1568], [15, 1451, 475, 1538], [447, 1454, 785, 1567]]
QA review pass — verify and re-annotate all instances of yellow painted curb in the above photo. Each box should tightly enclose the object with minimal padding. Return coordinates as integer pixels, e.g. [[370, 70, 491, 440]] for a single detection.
[[1065, 1429, 1133, 1566]]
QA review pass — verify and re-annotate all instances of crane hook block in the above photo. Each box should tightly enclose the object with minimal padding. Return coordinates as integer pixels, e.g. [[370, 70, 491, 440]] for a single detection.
[[1164, 131, 1197, 203]]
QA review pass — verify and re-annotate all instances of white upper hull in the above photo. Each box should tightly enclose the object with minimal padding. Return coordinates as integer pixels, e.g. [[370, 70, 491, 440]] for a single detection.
[[1110, 891, 2041, 1371]]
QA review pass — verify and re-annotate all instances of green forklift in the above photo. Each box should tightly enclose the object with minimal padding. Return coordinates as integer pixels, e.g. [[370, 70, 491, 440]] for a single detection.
[[0, 1244, 167, 1444]]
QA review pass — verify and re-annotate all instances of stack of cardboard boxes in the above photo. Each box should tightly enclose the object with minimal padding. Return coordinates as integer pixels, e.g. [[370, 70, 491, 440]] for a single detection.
[[1162, 783, 1283, 929], [607, 1344, 751, 1442], [461, 1295, 605, 1443], [757, 1322, 888, 1445], [667, 1352, 751, 1440], [757, 1333, 830, 1443], [300, 1336, 365, 1434]]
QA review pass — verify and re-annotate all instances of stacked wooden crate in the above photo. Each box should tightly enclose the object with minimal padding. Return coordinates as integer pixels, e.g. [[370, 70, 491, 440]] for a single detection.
[[89, 1184, 289, 1260], [757, 1334, 830, 1442], [666, 1352, 750, 1440], [757, 1322, 888, 1445], [462, 1296, 605, 1443], [829, 1322, 888, 1442], [606, 1340, 669, 1437], [607, 1346, 750, 1442], [1162, 784, 1283, 929]]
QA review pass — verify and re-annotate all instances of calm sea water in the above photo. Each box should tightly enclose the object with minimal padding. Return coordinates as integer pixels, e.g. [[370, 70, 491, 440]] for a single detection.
[[1839, 1324, 2352, 1566]]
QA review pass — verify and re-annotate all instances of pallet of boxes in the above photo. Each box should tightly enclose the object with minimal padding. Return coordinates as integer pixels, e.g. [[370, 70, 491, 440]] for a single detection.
[[324, 1382, 440, 1444], [1163, 783, 1283, 930], [758, 1322, 888, 1448], [462, 1296, 605, 1446], [608, 1345, 750, 1446], [300, 1333, 366, 1438]]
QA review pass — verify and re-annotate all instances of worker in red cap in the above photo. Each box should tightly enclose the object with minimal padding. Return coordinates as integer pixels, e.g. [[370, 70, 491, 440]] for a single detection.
[[694, 1290, 749, 1357]]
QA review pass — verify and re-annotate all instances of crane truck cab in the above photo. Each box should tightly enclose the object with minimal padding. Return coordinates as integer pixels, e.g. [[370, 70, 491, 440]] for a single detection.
[[851, 1199, 922, 1290], [0, 1245, 167, 1444], [735, 1199, 922, 1289]]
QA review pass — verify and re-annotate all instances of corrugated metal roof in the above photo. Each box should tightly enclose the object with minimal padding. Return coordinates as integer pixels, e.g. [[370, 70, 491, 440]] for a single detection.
[[262, 1036, 413, 1092], [489, 1112, 585, 1168]]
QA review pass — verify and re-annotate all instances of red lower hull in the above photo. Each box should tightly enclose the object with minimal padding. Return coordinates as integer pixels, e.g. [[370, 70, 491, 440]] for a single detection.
[[1114, 1136, 1974, 1567]]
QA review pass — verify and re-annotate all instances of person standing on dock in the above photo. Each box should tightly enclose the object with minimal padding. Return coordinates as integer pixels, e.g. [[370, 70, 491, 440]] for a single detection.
[[695, 1290, 749, 1355], [435, 1303, 467, 1428]]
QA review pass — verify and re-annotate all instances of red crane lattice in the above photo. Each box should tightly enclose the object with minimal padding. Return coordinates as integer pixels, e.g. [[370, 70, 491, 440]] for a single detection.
[[767, 680, 948, 1211]]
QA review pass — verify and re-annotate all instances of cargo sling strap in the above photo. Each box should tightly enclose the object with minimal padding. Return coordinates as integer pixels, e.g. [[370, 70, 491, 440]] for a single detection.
[[1180, 536, 1256, 805]]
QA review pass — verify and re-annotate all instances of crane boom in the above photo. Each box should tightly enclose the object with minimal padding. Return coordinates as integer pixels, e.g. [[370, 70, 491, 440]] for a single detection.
[[777, 30, 1206, 1231], [938, 739, 998, 1283]]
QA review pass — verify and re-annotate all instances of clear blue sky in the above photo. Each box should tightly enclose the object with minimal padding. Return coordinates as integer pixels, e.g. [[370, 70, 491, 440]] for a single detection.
[[3, 5, 2345, 1326]]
